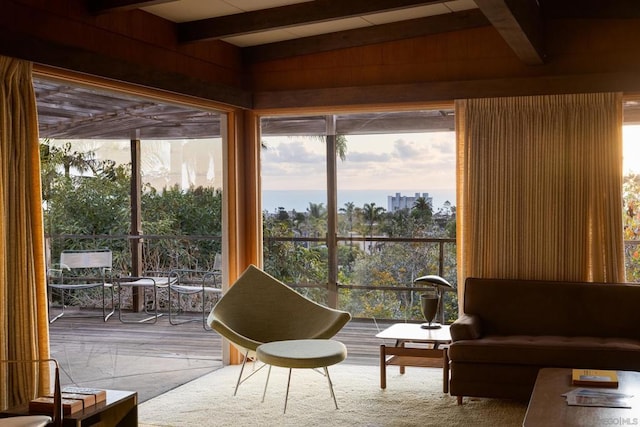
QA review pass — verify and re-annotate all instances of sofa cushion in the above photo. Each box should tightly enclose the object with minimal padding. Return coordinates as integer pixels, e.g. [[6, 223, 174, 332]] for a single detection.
[[449, 335, 640, 370], [463, 278, 640, 340]]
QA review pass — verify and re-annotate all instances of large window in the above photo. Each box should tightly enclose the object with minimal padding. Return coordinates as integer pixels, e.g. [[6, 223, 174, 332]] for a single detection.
[[623, 101, 640, 282], [260, 110, 457, 322], [37, 76, 226, 293]]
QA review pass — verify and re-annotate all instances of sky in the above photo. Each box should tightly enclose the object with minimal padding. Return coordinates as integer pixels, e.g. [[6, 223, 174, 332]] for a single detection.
[[261, 132, 457, 211], [261, 125, 640, 212], [623, 125, 640, 175]]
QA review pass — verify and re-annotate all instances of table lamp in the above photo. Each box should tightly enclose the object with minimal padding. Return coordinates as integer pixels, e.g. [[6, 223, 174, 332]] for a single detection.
[[414, 275, 453, 329]]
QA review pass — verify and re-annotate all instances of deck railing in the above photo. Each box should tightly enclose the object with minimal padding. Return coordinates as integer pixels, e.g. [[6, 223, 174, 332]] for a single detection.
[[45, 234, 640, 323]]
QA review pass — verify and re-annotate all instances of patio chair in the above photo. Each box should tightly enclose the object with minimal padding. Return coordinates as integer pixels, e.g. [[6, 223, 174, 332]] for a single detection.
[[0, 359, 62, 427], [207, 264, 351, 395], [47, 249, 115, 323], [116, 273, 178, 324], [168, 269, 222, 329]]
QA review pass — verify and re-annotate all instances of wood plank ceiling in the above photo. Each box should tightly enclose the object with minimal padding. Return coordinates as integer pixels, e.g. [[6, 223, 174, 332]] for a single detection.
[[35, 0, 640, 139]]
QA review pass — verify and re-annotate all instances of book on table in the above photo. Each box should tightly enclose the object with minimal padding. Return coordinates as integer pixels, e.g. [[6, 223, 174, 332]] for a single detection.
[[563, 388, 633, 408], [571, 369, 619, 388], [29, 387, 107, 415], [29, 396, 84, 415], [61, 386, 107, 403]]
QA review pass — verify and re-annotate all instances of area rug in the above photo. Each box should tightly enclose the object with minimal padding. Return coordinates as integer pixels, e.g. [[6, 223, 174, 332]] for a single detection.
[[139, 363, 527, 426]]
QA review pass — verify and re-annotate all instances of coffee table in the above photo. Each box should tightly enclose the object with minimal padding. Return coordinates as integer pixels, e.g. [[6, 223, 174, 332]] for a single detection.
[[524, 368, 640, 427], [376, 323, 451, 393]]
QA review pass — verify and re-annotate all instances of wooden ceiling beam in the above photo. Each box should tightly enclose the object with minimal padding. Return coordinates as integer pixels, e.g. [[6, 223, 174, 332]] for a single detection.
[[88, 0, 178, 14], [543, 0, 640, 19], [178, 0, 448, 43], [245, 10, 489, 63], [475, 0, 545, 65]]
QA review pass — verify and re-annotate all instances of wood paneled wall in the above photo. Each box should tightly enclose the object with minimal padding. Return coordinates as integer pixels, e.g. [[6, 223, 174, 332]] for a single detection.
[[3, 1, 640, 110], [251, 19, 640, 109], [0, 0, 250, 108]]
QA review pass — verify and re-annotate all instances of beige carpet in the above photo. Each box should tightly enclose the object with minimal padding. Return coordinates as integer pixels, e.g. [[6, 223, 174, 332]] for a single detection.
[[139, 363, 527, 426]]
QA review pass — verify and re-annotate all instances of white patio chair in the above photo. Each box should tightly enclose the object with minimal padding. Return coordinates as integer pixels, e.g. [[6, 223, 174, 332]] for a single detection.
[[47, 249, 115, 323], [168, 268, 222, 329]]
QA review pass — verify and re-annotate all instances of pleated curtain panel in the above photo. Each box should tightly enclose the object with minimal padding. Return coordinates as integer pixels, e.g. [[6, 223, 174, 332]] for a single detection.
[[455, 93, 625, 303], [0, 55, 51, 408]]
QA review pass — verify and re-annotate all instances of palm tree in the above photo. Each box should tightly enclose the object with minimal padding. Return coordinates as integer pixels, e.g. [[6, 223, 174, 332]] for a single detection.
[[361, 202, 386, 238], [263, 133, 348, 160], [412, 196, 433, 223], [339, 201, 356, 232], [307, 202, 327, 219], [43, 141, 98, 178]]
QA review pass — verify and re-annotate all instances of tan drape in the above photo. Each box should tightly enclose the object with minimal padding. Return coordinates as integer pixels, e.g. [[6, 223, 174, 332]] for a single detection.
[[0, 56, 50, 408], [456, 93, 624, 304]]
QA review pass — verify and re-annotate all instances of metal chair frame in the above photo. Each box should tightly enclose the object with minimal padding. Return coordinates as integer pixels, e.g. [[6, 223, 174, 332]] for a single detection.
[[168, 269, 222, 329], [47, 249, 115, 323], [116, 274, 177, 324]]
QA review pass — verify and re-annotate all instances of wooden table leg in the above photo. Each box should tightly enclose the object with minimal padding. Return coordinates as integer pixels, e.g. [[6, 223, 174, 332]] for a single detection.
[[380, 344, 387, 389], [443, 348, 449, 393]]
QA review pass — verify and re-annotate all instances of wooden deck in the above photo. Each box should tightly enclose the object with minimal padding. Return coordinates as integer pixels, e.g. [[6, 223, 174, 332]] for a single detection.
[[49, 312, 400, 402]]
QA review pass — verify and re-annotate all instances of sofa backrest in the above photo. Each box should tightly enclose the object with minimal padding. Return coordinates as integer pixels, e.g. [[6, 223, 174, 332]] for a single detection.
[[463, 278, 640, 339]]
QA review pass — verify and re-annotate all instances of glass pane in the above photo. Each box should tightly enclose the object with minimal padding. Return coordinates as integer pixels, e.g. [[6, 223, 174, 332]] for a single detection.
[[42, 138, 132, 266], [623, 123, 640, 283], [140, 138, 224, 273], [335, 126, 457, 321], [261, 130, 329, 302], [260, 111, 458, 320]]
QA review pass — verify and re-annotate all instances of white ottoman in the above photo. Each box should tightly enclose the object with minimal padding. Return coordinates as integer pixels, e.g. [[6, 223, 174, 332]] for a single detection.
[[256, 339, 347, 413]]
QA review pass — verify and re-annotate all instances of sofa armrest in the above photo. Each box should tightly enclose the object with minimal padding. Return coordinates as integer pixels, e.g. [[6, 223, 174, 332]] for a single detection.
[[450, 313, 482, 341]]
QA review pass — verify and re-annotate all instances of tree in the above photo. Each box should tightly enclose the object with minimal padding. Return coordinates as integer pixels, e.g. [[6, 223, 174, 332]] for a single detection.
[[623, 173, 640, 282], [412, 196, 433, 223], [339, 201, 356, 233], [361, 202, 386, 238]]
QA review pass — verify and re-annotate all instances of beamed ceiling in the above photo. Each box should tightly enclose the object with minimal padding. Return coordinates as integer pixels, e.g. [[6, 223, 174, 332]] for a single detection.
[[32, 0, 640, 139], [89, 0, 640, 66]]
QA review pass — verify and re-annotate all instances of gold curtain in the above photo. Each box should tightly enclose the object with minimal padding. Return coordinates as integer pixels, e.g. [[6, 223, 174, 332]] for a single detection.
[[0, 56, 50, 408], [456, 93, 624, 302]]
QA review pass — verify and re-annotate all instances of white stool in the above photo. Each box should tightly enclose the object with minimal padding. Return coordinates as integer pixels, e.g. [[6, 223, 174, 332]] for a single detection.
[[256, 339, 347, 413]]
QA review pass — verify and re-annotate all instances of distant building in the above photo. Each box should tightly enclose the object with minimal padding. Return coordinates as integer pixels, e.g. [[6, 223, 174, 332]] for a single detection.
[[387, 192, 432, 212]]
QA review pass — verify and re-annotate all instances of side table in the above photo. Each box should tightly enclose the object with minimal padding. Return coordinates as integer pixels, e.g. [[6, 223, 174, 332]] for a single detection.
[[376, 323, 451, 393], [1, 389, 137, 427]]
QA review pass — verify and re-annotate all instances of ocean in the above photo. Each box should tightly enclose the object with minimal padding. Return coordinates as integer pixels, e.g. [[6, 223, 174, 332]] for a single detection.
[[262, 189, 456, 213]]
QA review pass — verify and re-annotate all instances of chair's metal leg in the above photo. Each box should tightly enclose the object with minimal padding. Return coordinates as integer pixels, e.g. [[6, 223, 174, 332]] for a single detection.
[[284, 368, 292, 414], [103, 284, 115, 321], [49, 288, 66, 323], [234, 351, 250, 396], [324, 366, 339, 409], [261, 365, 272, 403]]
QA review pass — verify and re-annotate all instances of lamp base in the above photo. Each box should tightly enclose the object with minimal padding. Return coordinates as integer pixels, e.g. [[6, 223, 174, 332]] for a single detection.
[[420, 322, 441, 329]]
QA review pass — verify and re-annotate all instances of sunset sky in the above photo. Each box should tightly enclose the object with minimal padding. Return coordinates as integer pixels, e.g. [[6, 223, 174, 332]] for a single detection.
[[262, 124, 640, 206], [261, 132, 456, 192]]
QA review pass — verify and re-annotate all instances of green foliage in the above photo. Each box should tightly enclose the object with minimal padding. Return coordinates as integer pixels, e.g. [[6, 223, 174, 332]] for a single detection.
[[41, 139, 464, 320], [265, 197, 458, 321], [623, 173, 640, 282], [41, 141, 222, 273]]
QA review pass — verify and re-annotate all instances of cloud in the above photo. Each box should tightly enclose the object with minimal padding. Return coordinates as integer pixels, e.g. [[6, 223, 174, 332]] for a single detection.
[[262, 140, 324, 164], [344, 151, 390, 162], [392, 139, 420, 159]]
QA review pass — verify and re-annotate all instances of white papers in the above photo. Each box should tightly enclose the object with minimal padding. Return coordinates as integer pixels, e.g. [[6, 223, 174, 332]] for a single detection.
[[562, 388, 633, 408]]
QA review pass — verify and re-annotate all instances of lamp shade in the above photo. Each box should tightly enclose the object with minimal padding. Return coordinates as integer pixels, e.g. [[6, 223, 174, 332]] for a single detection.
[[413, 275, 453, 289]]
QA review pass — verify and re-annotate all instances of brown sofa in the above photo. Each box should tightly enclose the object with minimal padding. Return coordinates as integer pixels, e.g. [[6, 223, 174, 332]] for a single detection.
[[448, 277, 640, 402]]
